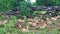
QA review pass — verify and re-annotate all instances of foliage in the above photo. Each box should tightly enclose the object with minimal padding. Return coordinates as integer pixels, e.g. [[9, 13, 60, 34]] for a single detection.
[[0, 0, 60, 34], [47, 29, 58, 34], [32, 11, 47, 18], [0, 0, 60, 17], [0, 15, 7, 20], [0, 0, 16, 12], [0, 28, 6, 34], [36, 0, 60, 6], [34, 11, 47, 15], [18, 1, 31, 16]]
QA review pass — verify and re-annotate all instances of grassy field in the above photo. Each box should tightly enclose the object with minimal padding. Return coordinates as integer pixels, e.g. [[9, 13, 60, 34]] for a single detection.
[[0, 14, 60, 34]]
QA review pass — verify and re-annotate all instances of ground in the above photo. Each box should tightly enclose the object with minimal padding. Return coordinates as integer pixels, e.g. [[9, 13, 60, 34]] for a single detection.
[[0, 15, 60, 34]]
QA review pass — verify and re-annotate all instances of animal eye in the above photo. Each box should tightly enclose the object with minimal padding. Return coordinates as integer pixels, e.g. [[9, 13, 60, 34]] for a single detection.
[[37, 23, 39, 24]]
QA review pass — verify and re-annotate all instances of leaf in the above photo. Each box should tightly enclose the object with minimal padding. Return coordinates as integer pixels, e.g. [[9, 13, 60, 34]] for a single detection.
[[0, 28, 6, 34], [48, 29, 58, 34]]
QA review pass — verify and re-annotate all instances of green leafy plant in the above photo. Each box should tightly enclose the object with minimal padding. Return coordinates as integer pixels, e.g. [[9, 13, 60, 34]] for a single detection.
[[0, 0, 15, 12], [0, 15, 7, 20], [0, 28, 6, 34], [47, 29, 58, 34]]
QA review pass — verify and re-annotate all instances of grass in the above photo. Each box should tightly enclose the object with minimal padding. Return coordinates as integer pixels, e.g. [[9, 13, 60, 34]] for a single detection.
[[0, 15, 60, 34], [34, 11, 47, 15]]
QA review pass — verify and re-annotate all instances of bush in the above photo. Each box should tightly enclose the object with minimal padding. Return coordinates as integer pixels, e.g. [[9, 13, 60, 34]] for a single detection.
[[0, 0, 16, 12], [18, 1, 31, 17]]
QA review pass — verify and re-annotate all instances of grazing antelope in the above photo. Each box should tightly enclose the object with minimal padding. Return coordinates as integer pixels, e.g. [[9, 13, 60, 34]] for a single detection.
[[0, 20, 7, 25], [51, 15, 60, 20], [45, 18, 52, 25]]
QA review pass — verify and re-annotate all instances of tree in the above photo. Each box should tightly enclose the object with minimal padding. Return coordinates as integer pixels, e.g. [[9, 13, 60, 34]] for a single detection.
[[0, 0, 15, 12], [17, 0, 32, 17], [36, 0, 56, 6]]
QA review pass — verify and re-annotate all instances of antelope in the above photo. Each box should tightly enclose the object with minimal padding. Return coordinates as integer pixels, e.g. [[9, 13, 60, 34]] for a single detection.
[[0, 20, 7, 25]]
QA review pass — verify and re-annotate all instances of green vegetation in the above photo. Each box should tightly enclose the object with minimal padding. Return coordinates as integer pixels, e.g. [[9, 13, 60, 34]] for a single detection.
[[36, 0, 60, 6], [0, 15, 60, 34], [0, 0, 60, 34], [34, 11, 47, 15], [0, 0, 60, 16]]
